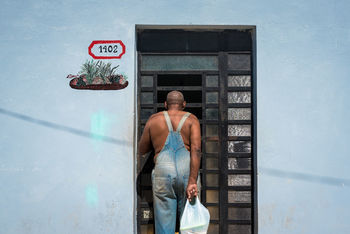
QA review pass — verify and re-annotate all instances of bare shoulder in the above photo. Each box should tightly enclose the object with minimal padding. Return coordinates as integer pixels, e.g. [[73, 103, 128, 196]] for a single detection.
[[146, 112, 164, 125], [187, 112, 199, 125], [188, 112, 199, 120]]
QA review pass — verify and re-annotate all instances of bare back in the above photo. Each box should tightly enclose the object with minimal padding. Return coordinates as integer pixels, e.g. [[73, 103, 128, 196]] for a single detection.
[[149, 110, 193, 157]]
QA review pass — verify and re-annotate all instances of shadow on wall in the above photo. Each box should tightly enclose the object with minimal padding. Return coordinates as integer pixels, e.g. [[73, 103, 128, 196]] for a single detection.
[[0, 107, 130, 145], [1, 107, 349, 188], [260, 167, 350, 187]]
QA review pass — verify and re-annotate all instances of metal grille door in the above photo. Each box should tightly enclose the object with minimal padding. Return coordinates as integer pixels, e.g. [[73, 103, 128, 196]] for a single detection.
[[136, 26, 257, 234]]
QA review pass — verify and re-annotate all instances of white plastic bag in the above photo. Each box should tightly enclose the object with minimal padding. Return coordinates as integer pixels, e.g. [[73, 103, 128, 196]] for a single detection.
[[180, 197, 210, 234]]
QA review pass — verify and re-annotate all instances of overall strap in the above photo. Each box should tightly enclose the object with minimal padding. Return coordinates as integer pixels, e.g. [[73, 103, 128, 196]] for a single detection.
[[176, 112, 191, 132], [163, 111, 173, 132]]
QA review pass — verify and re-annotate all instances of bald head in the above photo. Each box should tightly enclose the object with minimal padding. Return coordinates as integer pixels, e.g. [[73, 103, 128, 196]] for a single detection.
[[165, 91, 186, 110]]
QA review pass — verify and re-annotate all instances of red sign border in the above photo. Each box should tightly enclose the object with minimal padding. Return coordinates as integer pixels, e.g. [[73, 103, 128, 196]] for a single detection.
[[88, 40, 126, 59]]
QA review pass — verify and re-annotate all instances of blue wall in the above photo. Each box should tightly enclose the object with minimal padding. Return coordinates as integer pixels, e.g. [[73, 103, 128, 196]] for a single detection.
[[1, 0, 349, 233]]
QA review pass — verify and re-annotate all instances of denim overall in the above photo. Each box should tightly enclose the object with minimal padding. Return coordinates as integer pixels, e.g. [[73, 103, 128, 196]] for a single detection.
[[152, 111, 200, 234]]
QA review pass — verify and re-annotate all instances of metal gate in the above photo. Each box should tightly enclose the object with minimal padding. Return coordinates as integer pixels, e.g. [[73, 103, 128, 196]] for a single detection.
[[136, 25, 257, 234]]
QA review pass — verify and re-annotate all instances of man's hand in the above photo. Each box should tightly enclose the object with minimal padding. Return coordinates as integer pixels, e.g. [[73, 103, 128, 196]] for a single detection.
[[186, 183, 198, 201]]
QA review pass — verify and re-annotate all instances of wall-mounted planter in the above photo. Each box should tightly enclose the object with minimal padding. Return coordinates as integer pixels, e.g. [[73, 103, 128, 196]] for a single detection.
[[68, 75, 128, 90], [67, 60, 128, 90]]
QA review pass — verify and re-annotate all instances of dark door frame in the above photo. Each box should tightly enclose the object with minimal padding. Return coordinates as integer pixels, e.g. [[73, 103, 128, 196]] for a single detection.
[[134, 25, 257, 234]]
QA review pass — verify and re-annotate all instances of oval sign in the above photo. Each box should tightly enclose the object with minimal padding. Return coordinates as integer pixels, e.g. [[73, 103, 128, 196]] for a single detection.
[[88, 40, 126, 59]]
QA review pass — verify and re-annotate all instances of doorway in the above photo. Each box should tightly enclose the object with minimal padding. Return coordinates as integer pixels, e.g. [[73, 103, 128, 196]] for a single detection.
[[136, 25, 257, 234]]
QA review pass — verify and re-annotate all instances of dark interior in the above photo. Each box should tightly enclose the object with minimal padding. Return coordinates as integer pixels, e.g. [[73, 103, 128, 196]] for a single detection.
[[157, 90, 202, 103], [157, 74, 202, 86], [157, 77, 203, 119]]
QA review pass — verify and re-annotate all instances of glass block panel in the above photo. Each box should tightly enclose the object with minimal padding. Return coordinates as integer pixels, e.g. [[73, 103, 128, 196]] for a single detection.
[[140, 109, 153, 120], [228, 207, 251, 220], [228, 108, 251, 120], [206, 174, 219, 187], [228, 191, 251, 203], [140, 92, 153, 104], [228, 141, 251, 153], [228, 225, 251, 234], [228, 92, 251, 103], [206, 92, 218, 104], [206, 190, 219, 203], [206, 157, 218, 170], [227, 54, 251, 71], [206, 75, 218, 87], [228, 75, 251, 87], [141, 55, 218, 71], [141, 208, 153, 220], [206, 141, 219, 153], [206, 108, 218, 120], [207, 224, 219, 234], [206, 125, 218, 137], [228, 125, 251, 136], [140, 224, 154, 234], [208, 206, 219, 220], [228, 158, 251, 170], [141, 75, 153, 87], [228, 175, 251, 186]]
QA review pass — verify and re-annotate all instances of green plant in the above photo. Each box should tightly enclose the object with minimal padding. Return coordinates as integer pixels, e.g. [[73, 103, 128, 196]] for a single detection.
[[97, 62, 120, 83], [78, 60, 120, 84], [79, 60, 98, 83]]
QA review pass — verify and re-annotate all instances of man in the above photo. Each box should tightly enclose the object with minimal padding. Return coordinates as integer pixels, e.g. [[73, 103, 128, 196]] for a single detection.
[[138, 91, 201, 234]]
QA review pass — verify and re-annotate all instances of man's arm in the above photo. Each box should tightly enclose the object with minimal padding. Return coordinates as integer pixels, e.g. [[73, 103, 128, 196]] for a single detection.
[[138, 119, 153, 156], [186, 115, 201, 201]]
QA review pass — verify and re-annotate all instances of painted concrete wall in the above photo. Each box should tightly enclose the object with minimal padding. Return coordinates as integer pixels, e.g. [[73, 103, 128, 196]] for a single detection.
[[1, 0, 349, 233]]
